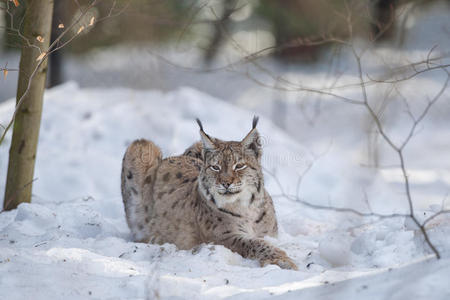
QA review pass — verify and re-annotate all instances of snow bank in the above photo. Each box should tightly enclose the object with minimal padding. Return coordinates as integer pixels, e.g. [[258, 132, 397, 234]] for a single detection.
[[1, 84, 450, 299]]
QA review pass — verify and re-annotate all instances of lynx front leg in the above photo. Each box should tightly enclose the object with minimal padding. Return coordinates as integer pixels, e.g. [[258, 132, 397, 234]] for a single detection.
[[221, 235, 298, 270]]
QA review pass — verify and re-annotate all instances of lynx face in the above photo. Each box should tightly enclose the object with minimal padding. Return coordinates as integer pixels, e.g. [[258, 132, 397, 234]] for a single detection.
[[197, 118, 264, 205]]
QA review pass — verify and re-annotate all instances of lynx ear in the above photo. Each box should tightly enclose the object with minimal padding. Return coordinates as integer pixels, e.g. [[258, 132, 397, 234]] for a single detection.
[[241, 116, 261, 158], [196, 118, 216, 151]]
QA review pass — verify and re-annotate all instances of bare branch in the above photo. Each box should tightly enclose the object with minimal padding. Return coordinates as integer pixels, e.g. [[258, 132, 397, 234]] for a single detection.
[[0, 0, 132, 145], [352, 40, 450, 259]]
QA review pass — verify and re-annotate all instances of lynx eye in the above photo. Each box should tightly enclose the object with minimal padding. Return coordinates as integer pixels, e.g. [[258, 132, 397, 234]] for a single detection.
[[234, 163, 247, 171], [210, 165, 221, 172]]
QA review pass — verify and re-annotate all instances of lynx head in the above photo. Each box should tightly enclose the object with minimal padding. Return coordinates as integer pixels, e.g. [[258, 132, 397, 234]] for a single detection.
[[196, 117, 264, 204]]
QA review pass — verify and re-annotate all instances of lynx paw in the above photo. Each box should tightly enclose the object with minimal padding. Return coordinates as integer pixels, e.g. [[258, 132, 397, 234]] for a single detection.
[[261, 255, 298, 270]]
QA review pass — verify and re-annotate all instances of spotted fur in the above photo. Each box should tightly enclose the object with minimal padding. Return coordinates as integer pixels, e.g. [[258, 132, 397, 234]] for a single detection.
[[121, 118, 297, 270]]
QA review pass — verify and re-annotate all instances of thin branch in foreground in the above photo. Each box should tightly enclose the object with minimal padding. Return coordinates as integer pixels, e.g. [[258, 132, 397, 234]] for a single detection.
[[264, 165, 409, 220], [0, 0, 133, 145], [353, 42, 450, 258]]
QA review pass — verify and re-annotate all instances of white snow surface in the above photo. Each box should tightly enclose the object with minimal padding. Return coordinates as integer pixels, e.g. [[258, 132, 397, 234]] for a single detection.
[[1, 83, 450, 299]]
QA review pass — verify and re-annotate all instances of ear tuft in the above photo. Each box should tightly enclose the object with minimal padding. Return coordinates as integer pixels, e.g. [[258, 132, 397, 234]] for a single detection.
[[196, 118, 216, 152], [252, 116, 259, 130], [196, 118, 204, 131]]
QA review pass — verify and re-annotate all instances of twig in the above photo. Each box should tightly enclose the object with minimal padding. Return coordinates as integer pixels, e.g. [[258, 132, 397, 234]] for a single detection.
[[353, 42, 450, 259], [0, 0, 132, 145]]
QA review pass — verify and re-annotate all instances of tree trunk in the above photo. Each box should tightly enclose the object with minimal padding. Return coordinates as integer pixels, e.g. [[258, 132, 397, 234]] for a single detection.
[[3, 0, 54, 210], [371, 0, 397, 41], [203, 0, 237, 65], [48, 0, 64, 88]]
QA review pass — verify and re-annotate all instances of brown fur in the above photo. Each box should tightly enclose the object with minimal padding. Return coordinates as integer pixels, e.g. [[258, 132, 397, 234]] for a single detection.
[[121, 118, 297, 269]]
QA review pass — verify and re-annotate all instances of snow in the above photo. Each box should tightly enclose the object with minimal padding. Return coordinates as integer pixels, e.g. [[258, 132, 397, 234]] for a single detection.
[[0, 82, 450, 299], [1, 1, 450, 298]]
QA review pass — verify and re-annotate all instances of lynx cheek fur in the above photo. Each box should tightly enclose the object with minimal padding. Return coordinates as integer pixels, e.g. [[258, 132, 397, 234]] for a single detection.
[[121, 117, 297, 270]]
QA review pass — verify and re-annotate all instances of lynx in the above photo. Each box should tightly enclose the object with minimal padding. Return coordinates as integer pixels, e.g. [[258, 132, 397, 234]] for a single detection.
[[121, 117, 297, 270]]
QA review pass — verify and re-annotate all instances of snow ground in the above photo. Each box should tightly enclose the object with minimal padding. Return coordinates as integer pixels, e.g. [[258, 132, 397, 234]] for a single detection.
[[1, 1, 450, 299], [0, 83, 450, 299]]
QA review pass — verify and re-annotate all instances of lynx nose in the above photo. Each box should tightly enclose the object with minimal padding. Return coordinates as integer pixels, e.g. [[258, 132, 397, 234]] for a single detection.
[[222, 183, 230, 189]]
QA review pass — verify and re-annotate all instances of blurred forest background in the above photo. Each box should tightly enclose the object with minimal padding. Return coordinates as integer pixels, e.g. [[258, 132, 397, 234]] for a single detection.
[[1, 0, 448, 101], [1, 0, 449, 210]]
